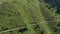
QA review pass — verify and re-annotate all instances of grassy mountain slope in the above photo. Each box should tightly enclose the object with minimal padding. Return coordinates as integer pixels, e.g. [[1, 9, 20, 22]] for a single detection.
[[0, 0, 60, 34]]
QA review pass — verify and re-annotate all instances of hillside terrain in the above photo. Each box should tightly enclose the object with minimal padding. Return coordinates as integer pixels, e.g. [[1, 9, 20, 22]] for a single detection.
[[0, 0, 60, 34]]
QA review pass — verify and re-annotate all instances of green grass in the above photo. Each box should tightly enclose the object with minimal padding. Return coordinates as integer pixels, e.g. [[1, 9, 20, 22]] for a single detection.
[[0, 0, 60, 34]]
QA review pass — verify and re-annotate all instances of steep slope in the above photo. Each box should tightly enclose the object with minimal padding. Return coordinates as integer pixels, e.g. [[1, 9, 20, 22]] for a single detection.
[[39, 1, 60, 34], [0, 0, 60, 34]]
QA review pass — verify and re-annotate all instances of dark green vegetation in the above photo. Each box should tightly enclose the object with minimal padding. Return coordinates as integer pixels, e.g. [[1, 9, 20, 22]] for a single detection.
[[43, 0, 60, 19], [0, 0, 60, 34], [44, 0, 60, 8]]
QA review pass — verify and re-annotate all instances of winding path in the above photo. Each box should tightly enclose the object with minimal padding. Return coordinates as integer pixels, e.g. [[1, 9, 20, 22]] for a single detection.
[[0, 19, 60, 34]]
